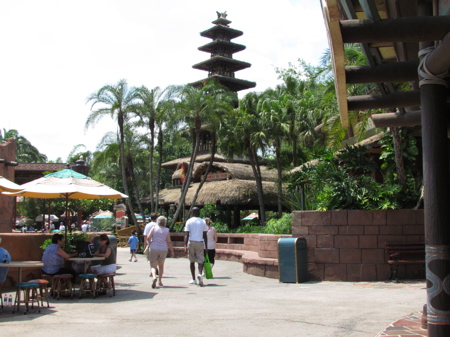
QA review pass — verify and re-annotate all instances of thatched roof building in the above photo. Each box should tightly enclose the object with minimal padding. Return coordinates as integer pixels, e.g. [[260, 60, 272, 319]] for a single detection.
[[157, 155, 282, 227], [159, 160, 279, 209], [159, 179, 279, 210]]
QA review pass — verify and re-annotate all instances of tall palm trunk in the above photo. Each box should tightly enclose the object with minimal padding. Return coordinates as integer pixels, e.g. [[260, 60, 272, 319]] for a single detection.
[[189, 131, 217, 215], [170, 116, 202, 230], [391, 127, 406, 186], [155, 125, 164, 215], [118, 114, 139, 233], [149, 118, 156, 212], [275, 138, 283, 217], [248, 141, 266, 225], [127, 153, 145, 218]]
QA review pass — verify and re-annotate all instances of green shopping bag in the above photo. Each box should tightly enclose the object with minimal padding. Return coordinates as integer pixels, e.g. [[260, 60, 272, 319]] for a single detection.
[[204, 253, 213, 279]]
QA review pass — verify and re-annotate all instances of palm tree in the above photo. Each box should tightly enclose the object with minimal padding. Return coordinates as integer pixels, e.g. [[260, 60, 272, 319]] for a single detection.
[[218, 92, 268, 225], [258, 88, 290, 217], [85, 79, 140, 232], [1, 129, 47, 162], [187, 82, 236, 215], [169, 82, 232, 229], [133, 85, 167, 213], [66, 144, 93, 166]]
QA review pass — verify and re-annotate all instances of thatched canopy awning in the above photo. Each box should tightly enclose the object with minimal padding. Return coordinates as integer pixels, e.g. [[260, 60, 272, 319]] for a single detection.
[[172, 161, 278, 182], [161, 153, 228, 170], [158, 179, 280, 209]]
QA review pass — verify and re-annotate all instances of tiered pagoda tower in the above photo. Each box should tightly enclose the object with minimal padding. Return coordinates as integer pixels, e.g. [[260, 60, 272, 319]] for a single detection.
[[191, 12, 256, 92]]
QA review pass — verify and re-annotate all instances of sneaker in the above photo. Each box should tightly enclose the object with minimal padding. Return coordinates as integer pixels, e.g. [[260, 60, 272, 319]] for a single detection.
[[129, 259, 132, 262], [197, 275, 204, 287], [189, 280, 197, 285], [134, 259, 138, 262], [152, 277, 157, 289]]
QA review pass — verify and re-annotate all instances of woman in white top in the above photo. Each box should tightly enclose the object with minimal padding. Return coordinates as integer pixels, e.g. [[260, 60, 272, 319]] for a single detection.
[[204, 218, 218, 269], [148, 216, 174, 289]]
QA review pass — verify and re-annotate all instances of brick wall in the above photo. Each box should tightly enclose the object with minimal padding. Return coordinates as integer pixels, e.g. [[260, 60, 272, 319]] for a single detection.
[[292, 210, 425, 281]]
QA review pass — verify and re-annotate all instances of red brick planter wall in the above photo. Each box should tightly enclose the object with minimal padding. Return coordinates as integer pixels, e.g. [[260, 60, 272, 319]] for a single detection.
[[292, 210, 425, 281]]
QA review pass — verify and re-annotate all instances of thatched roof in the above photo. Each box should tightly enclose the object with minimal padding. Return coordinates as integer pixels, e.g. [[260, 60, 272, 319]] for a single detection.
[[162, 153, 228, 170], [172, 161, 278, 182], [158, 179, 280, 209]]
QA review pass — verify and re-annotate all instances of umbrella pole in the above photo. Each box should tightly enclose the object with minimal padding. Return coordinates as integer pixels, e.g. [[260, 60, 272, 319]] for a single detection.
[[65, 196, 69, 249]]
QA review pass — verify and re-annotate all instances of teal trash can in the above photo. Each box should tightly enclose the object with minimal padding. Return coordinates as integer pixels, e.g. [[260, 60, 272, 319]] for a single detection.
[[278, 237, 307, 283]]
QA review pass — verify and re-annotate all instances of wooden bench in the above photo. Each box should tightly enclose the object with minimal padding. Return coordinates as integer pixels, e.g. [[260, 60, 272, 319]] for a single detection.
[[385, 242, 425, 282]]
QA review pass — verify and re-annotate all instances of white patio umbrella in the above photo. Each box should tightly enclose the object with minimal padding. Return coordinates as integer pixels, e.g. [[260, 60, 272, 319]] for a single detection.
[[0, 176, 22, 192]]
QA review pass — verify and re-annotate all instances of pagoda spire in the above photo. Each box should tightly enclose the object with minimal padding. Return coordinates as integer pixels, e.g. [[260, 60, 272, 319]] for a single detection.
[[191, 12, 256, 92]]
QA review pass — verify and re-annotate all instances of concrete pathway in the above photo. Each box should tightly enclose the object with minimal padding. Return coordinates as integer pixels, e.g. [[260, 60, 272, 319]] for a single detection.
[[0, 247, 426, 337]]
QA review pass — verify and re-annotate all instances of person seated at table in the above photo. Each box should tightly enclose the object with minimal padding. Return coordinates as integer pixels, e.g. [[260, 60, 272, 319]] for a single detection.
[[42, 233, 77, 277], [90, 234, 116, 275]]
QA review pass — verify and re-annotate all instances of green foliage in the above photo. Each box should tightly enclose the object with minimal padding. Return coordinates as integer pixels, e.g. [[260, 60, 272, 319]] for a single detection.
[[286, 143, 421, 210], [264, 213, 292, 234], [40, 238, 52, 250], [212, 222, 229, 233], [199, 203, 221, 222], [234, 223, 264, 233], [379, 130, 420, 182], [90, 217, 115, 232], [40, 232, 88, 253]]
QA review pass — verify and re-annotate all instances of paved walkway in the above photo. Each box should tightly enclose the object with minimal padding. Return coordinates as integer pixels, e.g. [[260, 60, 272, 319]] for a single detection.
[[1, 247, 427, 337]]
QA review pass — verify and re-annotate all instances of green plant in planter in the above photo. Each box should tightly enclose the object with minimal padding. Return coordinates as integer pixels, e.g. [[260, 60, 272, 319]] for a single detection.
[[40, 232, 89, 253], [66, 232, 89, 253], [40, 238, 52, 251]]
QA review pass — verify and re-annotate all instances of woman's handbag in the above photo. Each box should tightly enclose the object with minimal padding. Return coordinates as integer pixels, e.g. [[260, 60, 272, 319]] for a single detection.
[[204, 253, 213, 279]]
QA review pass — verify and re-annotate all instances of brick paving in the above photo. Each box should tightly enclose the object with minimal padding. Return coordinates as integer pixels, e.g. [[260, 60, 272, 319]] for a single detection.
[[353, 282, 428, 337], [376, 312, 427, 336]]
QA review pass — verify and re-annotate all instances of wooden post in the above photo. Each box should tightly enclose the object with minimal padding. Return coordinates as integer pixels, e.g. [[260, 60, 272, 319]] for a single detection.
[[420, 54, 450, 336]]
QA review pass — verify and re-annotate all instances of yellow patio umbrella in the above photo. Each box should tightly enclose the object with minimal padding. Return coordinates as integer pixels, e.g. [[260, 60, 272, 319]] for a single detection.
[[0, 176, 22, 192], [4, 169, 128, 243]]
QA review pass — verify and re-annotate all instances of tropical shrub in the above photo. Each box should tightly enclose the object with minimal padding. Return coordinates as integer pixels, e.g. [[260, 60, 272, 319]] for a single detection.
[[286, 143, 421, 210]]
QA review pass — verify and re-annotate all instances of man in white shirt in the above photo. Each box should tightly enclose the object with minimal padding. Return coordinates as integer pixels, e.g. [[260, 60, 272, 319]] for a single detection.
[[143, 214, 158, 247], [81, 221, 88, 232], [184, 207, 208, 286]]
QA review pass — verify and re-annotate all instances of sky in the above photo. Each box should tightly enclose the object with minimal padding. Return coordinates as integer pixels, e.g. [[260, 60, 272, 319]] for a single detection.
[[1, 0, 329, 162]]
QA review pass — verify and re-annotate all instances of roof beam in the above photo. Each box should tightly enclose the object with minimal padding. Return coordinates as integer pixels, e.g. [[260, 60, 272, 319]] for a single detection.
[[371, 110, 421, 127], [348, 91, 421, 111], [345, 60, 419, 83], [341, 16, 450, 43]]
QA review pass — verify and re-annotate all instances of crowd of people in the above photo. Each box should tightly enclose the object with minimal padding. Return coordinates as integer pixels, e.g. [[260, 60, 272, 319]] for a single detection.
[[40, 207, 217, 291]]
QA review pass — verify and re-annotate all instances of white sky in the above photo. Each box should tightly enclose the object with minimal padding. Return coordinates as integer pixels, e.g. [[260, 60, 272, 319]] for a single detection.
[[1, 0, 329, 162]]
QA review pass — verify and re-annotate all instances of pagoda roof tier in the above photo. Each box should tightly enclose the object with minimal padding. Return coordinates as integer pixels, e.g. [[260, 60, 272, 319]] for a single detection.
[[211, 17, 231, 26], [200, 25, 243, 40], [192, 56, 251, 72], [191, 75, 256, 92], [198, 40, 246, 53]]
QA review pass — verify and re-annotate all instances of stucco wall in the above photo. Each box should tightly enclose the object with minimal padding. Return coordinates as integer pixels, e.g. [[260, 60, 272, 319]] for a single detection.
[[0, 138, 17, 233], [292, 210, 425, 281]]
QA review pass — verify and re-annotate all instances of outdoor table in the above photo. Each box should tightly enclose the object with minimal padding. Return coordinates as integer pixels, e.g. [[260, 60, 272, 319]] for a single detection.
[[68, 257, 105, 274], [2, 261, 44, 283]]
